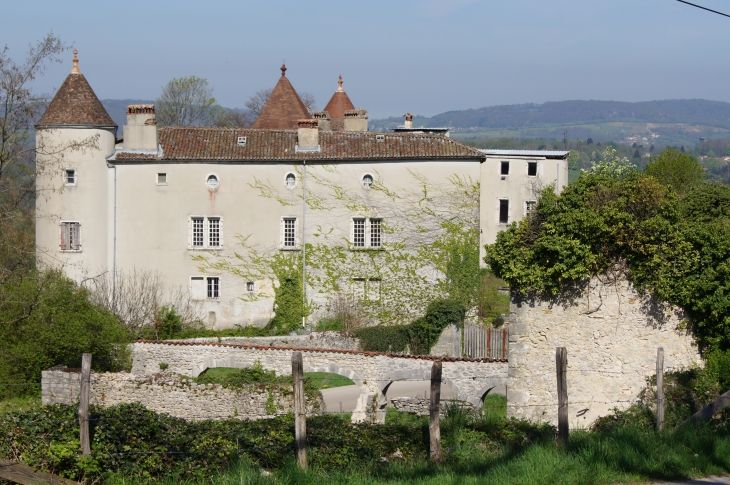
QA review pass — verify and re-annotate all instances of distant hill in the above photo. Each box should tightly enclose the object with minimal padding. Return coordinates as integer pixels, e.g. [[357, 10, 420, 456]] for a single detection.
[[371, 99, 730, 130]]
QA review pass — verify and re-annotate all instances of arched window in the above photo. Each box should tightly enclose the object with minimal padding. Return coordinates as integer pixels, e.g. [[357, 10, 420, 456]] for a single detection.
[[285, 173, 296, 189], [362, 174, 373, 188]]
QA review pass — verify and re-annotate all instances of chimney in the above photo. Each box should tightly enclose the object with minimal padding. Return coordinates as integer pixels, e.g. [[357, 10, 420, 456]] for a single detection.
[[296, 119, 320, 151], [344, 108, 368, 132], [312, 111, 331, 131], [123, 105, 157, 150], [404, 113, 413, 129]]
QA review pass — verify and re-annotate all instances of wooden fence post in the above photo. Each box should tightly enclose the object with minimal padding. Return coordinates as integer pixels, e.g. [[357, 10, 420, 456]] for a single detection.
[[657, 347, 665, 431], [429, 360, 442, 465], [292, 352, 307, 469], [556, 347, 568, 446], [79, 353, 92, 456]]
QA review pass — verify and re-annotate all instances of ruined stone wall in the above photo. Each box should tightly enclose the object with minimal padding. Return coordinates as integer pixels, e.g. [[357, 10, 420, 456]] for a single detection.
[[131, 341, 508, 421], [42, 367, 321, 421], [507, 277, 700, 428]]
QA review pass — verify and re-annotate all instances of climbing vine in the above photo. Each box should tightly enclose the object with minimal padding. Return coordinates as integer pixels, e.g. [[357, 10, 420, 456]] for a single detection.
[[195, 165, 481, 326]]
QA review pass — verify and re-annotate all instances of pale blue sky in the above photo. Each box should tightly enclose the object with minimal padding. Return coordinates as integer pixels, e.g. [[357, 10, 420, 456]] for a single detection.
[[3, 0, 730, 118]]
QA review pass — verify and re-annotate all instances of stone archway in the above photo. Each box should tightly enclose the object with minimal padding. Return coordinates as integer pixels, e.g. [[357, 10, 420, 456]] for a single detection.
[[472, 377, 509, 407]]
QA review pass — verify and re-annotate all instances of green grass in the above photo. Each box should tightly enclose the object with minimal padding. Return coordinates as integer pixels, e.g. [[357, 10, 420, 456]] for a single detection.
[[305, 372, 355, 390], [195, 367, 355, 391], [106, 423, 730, 484], [0, 394, 40, 415]]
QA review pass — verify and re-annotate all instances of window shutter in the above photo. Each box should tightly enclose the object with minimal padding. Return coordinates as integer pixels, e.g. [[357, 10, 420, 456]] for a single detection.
[[60, 223, 67, 250]]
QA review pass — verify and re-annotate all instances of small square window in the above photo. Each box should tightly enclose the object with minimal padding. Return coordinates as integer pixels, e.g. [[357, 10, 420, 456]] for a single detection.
[[64, 169, 76, 186], [499, 199, 509, 224], [247, 281, 255, 292], [157, 173, 167, 185], [527, 162, 537, 177], [500, 161, 510, 176]]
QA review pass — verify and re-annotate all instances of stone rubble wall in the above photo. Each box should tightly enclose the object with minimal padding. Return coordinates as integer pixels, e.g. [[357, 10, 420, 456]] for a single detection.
[[131, 341, 508, 421], [42, 367, 321, 421], [507, 277, 701, 428], [389, 397, 475, 417], [178, 331, 361, 351]]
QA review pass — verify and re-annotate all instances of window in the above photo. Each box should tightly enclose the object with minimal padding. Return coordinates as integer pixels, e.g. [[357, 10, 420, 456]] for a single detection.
[[352, 218, 383, 249], [370, 219, 382, 248], [247, 281, 255, 292], [208, 217, 220, 247], [285, 173, 297, 189], [527, 161, 538, 177], [362, 174, 373, 188], [206, 174, 219, 190], [60, 222, 81, 250], [191, 276, 220, 300], [525, 200, 537, 216], [190, 216, 222, 249], [352, 277, 381, 302], [500, 161, 510, 175], [157, 173, 167, 185], [499, 199, 509, 224], [353, 218, 366, 247], [283, 217, 297, 248], [64, 169, 76, 186], [207, 277, 220, 298]]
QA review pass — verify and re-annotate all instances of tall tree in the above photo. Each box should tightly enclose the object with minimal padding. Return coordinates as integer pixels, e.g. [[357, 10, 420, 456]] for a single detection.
[[644, 148, 705, 195], [155, 76, 224, 126], [0, 34, 68, 277]]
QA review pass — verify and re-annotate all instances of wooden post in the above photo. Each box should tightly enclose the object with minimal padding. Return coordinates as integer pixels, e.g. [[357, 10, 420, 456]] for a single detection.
[[556, 347, 568, 445], [429, 360, 442, 465], [79, 353, 92, 456], [292, 352, 307, 469], [656, 347, 665, 431]]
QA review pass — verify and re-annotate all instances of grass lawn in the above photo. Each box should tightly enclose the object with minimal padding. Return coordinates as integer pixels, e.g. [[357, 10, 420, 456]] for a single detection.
[[0, 394, 40, 415], [305, 372, 355, 389]]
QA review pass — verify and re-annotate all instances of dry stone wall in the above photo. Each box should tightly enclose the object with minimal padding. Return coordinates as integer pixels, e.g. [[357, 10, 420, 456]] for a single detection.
[[131, 341, 507, 422], [507, 277, 700, 427], [42, 367, 321, 421]]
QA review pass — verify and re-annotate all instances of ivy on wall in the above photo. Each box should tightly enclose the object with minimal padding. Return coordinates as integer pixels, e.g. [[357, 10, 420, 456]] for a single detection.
[[194, 166, 481, 327]]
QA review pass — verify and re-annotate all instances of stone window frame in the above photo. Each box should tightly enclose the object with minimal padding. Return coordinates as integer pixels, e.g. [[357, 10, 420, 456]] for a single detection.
[[281, 216, 300, 250], [188, 216, 224, 250], [350, 217, 383, 250], [59, 220, 81, 252]]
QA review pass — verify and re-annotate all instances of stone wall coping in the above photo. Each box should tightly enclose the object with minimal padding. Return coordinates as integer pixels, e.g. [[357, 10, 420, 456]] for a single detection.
[[136, 340, 507, 363]]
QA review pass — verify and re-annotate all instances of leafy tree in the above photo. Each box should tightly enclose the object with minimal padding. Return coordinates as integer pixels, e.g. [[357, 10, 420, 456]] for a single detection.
[[155, 76, 224, 126], [633, 149, 641, 159], [586, 138, 593, 145], [484, 167, 730, 351], [644, 148, 705, 195], [0, 271, 130, 397], [267, 253, 310, 334]]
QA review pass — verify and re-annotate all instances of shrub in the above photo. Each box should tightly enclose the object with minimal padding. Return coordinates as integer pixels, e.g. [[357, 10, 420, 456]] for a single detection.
[[0, 270, 130, 398], [356, 299, 466, 355]]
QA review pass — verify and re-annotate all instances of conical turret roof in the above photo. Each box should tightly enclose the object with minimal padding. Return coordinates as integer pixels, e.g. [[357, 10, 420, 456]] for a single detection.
[[251, 64, 311, 130], [323, 75, 355, 131], [36, 50, 116, 129]]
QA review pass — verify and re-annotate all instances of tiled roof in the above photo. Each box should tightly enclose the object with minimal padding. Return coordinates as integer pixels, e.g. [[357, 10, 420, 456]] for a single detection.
[[135, 340, 507, 363], [481, 149, 569, 158], [110, 127, 485, 162], [36, 72, 116, 128], [251, 65, 311, 130], [323, 92, 355, 132]]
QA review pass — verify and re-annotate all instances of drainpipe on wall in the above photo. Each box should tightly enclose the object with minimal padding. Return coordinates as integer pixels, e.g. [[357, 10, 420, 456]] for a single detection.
[[302, 159, 307, 330]]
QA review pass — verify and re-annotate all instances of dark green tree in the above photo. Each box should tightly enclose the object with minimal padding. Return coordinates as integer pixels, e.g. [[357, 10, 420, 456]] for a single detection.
[[644, 148, 705, 195]]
